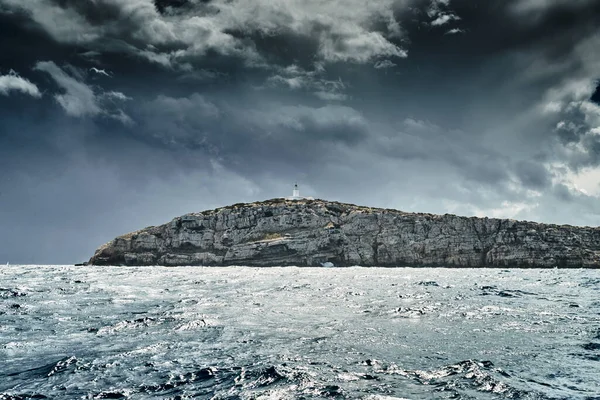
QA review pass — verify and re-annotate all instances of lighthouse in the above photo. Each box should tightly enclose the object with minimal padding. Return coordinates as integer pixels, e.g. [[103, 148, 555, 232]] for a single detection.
[[285, 183, 313, 200]]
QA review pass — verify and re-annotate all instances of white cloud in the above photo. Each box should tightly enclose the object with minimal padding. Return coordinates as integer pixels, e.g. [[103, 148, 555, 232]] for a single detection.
[[266, 64, 348, 101], [251, 104, 367, 134], [561, 166, 600, 196], [34, 61, 101, 117], [374, 59, 397, 69], [90, 67, 112, 77], [314, 91, 348, 101], [426, 0, 460, 30], [34, 61, 133, 124], [110, 109, 135, 126], [542, 101, 562, 114], [80, 50, 102, 60], [473, 200, 538, 220], [104, 91, 132, 101], [1, 0, 101, 43], [519, 31, 600, 173], [544, 78, 597, 105], [267, 75, 307, 90], [445, 28, 465, 35], [430, 13, 459, 26], [0, 70, 41, 98], [212, 0, 411, 63], [2, 0, 414, 66], [319, 31, 407, 63], [150, 93, 220, 119]]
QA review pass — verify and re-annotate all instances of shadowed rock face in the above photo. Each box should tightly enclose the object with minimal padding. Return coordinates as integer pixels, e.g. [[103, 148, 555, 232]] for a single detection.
[[88, 199, 600, 267]]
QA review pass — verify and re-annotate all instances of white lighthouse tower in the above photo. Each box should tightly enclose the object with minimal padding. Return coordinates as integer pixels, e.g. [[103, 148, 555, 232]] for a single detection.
[[286, 183, 313, 200]]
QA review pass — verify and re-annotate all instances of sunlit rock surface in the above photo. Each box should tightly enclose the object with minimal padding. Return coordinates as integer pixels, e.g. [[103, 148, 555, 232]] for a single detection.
[[88, 199, 600, 267]]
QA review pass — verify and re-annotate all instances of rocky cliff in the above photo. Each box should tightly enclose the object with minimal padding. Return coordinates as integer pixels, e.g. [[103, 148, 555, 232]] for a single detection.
[[88, 198, 600, 267]]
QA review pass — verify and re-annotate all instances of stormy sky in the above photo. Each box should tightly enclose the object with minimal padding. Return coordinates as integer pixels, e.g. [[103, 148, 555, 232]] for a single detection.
[[1, 0, 600, 264]]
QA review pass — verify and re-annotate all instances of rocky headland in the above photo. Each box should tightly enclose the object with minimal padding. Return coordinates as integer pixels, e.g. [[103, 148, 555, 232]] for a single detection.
[[88, 198, 600, 268]]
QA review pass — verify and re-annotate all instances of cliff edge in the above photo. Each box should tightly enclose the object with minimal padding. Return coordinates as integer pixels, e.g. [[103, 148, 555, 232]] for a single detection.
[[88, 198, 600, 267]]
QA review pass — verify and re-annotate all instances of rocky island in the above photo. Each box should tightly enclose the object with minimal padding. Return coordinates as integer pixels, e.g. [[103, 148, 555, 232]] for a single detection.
[[87, 198, 600, 268]]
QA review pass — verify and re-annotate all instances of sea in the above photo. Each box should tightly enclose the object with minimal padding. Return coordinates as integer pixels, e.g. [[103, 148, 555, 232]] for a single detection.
[[1, 266, 599, 400]]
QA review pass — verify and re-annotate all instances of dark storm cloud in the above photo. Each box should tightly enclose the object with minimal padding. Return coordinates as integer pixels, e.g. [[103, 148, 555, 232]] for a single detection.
[[2, 0, 600, 263], [130, 93, 370, 173], [439, 0, 600, 59], [380, 0, 600, 183], [513, 1, 600, 60], [515, 160, 552, 190], [154, 0, 194, 15], [591, 82, 600, 106], [368, 118, 512, 186], [0, 0, 421, 71], [130, 91, 516, 201]]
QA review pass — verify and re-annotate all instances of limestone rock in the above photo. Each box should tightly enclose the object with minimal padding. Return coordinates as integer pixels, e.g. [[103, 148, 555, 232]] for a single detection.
[[88, 198, 600, 268]]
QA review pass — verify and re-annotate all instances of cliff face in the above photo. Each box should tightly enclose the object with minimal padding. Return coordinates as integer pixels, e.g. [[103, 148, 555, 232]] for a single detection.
[[88, 199, 600, 267]]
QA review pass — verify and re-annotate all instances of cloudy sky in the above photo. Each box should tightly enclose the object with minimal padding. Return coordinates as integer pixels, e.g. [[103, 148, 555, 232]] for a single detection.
[[1, 0, 600, 263]]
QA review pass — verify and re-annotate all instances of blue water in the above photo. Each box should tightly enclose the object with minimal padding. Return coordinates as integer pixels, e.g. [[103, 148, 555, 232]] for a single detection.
[[1, 266, 599, 399]]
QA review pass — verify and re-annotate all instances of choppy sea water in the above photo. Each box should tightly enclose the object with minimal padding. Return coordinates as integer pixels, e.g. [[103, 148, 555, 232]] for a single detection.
[[1, 266, 599, 400]]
